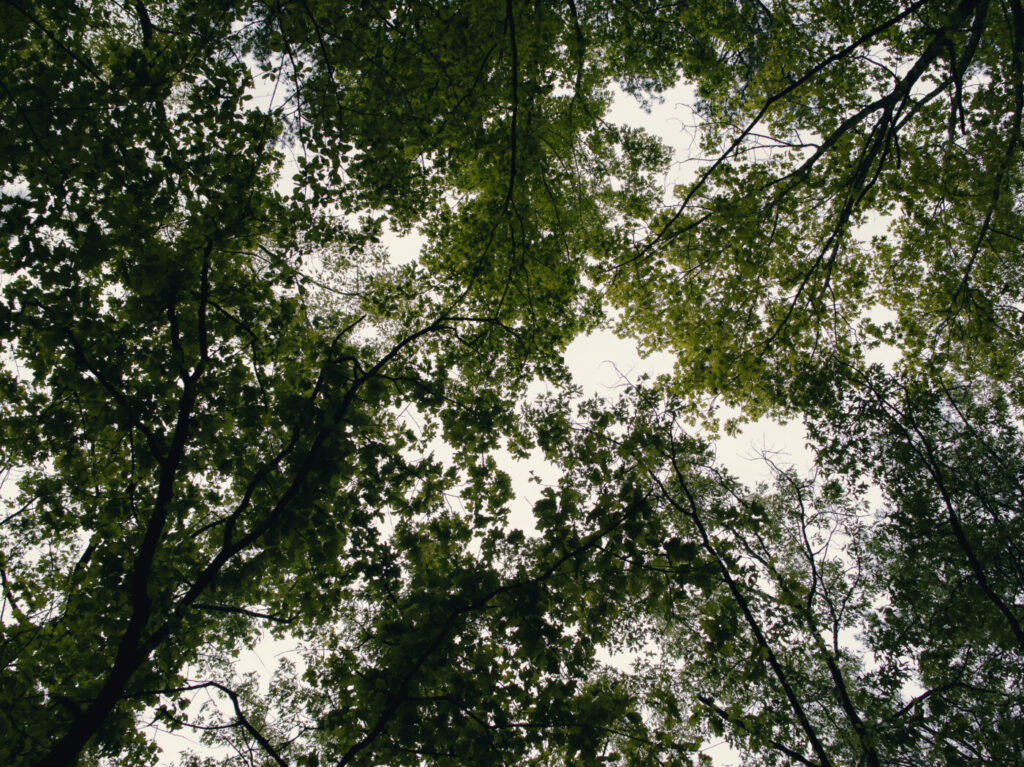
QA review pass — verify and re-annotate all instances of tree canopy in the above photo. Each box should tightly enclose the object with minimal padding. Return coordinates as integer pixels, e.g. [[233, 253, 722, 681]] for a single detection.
[[1, 1, 1021, 765]]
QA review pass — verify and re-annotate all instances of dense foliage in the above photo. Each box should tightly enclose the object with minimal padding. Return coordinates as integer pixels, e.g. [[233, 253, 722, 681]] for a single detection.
[[1, 1, 1021, 765]]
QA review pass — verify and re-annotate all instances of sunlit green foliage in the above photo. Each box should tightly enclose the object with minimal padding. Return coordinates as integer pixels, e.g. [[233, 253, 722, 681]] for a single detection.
[[1, 1, 1021, 766]]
